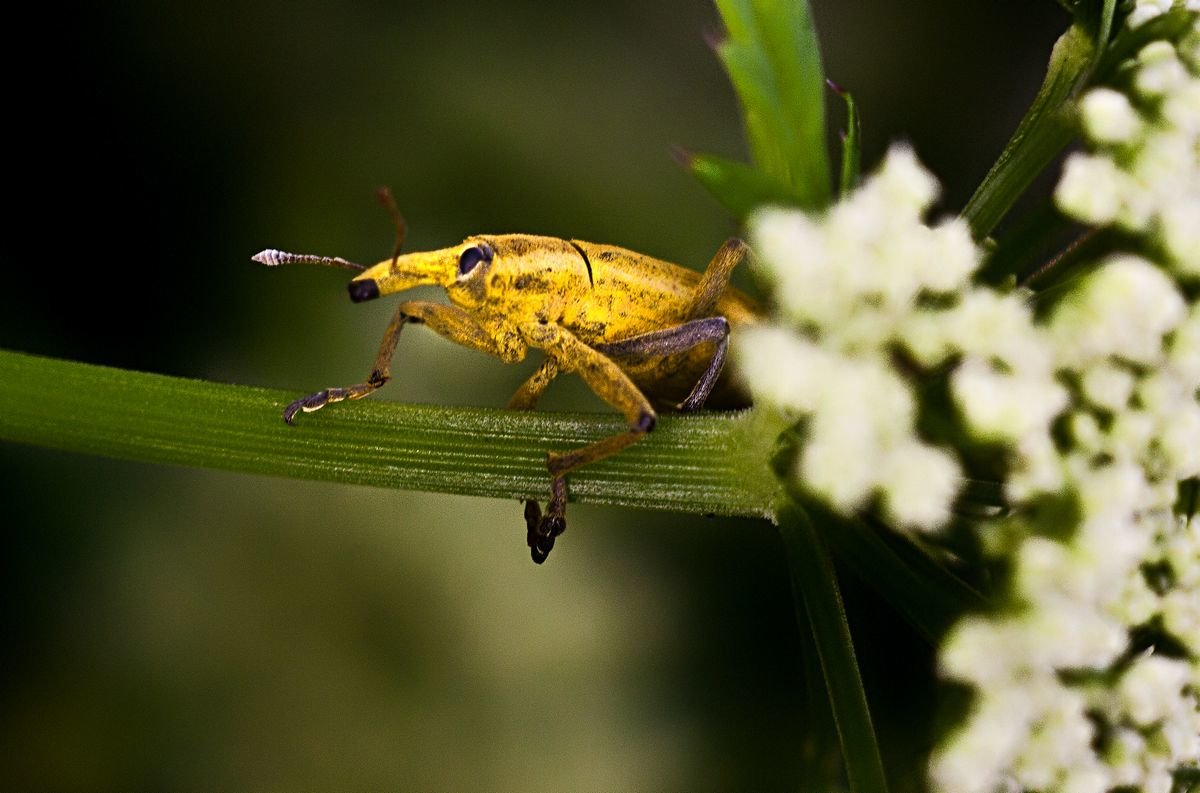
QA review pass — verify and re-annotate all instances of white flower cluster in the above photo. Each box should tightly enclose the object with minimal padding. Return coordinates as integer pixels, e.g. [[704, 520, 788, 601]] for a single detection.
[[738, 145, 975, 532], [1057, 17, 1200, 278], [736, 13, 1200, 793], [932, 17, 1200, 793]]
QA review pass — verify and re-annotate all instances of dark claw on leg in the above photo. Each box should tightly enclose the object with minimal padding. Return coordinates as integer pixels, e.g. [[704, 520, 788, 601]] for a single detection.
[[282, 390, 332, 425], [523, 477, 568, 564]]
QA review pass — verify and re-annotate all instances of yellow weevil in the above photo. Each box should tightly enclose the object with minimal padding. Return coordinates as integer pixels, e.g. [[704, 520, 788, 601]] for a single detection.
[[254, 205, 758, 563]]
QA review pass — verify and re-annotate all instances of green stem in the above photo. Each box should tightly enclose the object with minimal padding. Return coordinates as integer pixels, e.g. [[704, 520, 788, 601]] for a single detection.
[[960, 3, 1197, 241], [960, 19, 1098, 239], [779, 502, 888, 793], [0, 350, 783, 516]]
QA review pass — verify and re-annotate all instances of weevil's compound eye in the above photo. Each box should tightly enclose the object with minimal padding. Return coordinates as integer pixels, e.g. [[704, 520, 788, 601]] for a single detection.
[[458, 243, 493, 276]]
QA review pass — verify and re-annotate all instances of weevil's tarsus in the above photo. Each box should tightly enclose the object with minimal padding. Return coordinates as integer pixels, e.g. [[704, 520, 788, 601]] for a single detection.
[[525, 477, 567, 564], [252, 249, 367, 272]]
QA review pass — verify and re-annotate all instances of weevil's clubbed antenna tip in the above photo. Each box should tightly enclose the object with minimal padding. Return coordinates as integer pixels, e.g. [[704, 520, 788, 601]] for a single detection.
[[252, 249, 284, 266], [251, 249, 367, 272]]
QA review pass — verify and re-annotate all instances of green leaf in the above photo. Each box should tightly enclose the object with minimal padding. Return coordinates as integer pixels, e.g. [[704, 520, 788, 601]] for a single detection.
[[960, 19, 1099, 239], [960, 0, 1125, 239], [678, 149, 801, 220], [0, 350, 784, 517], [828, 80, 861, 197], [713, 0, 831, 208], [778, 502, 889, 793]]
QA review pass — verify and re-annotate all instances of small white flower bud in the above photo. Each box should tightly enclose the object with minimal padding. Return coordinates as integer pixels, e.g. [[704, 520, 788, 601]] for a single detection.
[[875, 144, 940, 213], [1136, 41, 1190, 97], [1049, 255, 1186, 366], [1127, 0, 1173, 27], [1055, 153, 1125, 224], [1080, 88, 1143, 144], [1119, 655, 1191, 726], [1080, 363, 1135, 412], [877, 439, 961, 531]]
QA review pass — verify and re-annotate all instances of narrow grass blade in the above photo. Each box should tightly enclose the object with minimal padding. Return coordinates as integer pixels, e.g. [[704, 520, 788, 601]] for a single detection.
[[0, 350, 783, 517], [778, 501, 889, 793]]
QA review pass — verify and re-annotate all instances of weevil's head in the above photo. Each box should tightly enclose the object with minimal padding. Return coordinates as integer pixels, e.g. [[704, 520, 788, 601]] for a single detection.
[[347, 237, 499, 305]]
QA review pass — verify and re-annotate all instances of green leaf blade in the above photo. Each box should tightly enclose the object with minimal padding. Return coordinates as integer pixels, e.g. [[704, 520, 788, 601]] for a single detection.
[[713, 0, 831, 209], [682, 150, 802, 220], [779, 502, 889, 793], [0, 350, 784, 517]]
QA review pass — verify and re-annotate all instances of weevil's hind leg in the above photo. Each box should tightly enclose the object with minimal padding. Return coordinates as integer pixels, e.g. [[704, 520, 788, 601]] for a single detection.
[[284, 300, 505, 424], [594, 316, 731, 412], [519, 323, 657, 564], [685, 238, 748, 321]]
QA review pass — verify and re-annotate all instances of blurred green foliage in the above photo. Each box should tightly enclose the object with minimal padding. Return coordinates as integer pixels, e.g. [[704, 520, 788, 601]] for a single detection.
[[1, 0, 1065, 788]]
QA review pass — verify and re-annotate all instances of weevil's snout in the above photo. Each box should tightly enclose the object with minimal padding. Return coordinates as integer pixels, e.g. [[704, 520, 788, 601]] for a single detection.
[[350, 249, 459, 300], [347, 279, 381, 303]]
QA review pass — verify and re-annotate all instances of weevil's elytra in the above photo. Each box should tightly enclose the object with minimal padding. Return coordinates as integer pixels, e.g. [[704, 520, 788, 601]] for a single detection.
[[256, 225, 758, 564]]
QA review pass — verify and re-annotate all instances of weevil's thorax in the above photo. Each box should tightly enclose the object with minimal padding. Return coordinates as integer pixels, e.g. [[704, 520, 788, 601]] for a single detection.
[[445, 234, 593, 326]]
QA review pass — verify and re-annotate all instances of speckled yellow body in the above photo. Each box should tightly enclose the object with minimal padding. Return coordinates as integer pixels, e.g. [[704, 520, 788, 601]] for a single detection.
[[356, 234, 760, 407]]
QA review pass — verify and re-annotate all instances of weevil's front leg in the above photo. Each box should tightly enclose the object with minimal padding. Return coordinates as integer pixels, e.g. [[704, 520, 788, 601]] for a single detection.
[[685, 238, 747, 320], [284, 300, 509, 424], [594, 316, 730, 411], [520, 322, 656, 564]]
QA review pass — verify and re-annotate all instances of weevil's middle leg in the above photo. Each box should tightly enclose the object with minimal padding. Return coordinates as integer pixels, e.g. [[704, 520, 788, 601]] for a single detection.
[[284, 300, 507, 424], [506, 357, 560, 411], [518, 322, 658, 564]]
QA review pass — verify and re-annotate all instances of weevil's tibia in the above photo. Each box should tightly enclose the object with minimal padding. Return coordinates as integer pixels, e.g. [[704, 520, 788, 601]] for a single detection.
[[594, 316, 730, 411], [251, 249, 367, 272], [684, 238, 747, 320]]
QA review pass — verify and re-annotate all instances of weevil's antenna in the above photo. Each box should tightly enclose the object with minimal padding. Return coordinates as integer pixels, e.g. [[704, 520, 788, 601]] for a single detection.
[[251, 249, 367, 272], [375, 186, 408, 267]]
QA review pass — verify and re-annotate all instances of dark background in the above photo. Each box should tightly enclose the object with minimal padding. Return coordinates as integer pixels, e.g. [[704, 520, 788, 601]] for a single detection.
[[2, 1, 1063, 788]]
